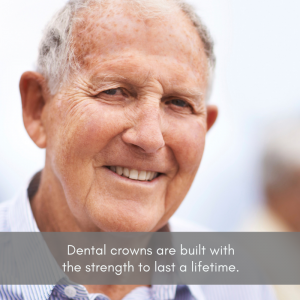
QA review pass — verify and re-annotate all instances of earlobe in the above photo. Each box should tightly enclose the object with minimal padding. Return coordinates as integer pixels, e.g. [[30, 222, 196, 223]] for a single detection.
[[19, 72, 48, 148], [206, 105, 218, 131]]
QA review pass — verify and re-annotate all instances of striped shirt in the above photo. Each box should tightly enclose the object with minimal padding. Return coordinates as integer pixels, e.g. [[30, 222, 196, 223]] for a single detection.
[[0, 185, 277, 300]]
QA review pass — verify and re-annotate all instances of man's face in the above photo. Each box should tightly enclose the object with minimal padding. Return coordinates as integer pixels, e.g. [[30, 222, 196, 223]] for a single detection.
[[44, 5, 213, 232]]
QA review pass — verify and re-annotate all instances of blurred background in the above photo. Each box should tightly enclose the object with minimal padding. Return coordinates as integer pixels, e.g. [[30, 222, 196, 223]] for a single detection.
[[0, 0, 300, 231]]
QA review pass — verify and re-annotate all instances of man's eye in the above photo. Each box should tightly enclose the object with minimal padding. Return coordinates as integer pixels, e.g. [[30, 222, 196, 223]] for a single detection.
[[103, 88, 122, 95], [170, 99, 189, 107]]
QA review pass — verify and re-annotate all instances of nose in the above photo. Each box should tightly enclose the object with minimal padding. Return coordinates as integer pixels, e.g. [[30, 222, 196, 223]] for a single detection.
[[122, 103, 165, 154]]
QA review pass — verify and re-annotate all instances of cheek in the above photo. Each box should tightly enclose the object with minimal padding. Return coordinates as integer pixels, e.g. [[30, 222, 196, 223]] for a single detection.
[[50, 101, 126, 173], [161, 119, 206, 220], [166, 119, 206, 174]]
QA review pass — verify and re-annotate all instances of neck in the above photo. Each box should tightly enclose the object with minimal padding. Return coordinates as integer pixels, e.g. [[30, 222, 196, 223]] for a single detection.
[[30, 168, 84, 232]]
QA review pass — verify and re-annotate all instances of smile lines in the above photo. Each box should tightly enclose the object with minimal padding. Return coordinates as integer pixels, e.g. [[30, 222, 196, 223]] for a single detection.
[[108, 166, 159, 181]]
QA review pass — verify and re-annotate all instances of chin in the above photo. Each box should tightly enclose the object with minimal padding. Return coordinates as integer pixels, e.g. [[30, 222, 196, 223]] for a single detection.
[[89, 205, 164, 232], [82, 191, 166, 232]]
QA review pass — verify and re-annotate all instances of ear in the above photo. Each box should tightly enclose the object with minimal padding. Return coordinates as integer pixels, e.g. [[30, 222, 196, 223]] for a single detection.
[[19, 71, 49, 148], [206, 105, 218, 131]]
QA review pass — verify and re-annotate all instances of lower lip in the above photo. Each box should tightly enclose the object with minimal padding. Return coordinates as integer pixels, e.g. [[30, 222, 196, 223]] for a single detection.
[[105, 167, 161, 185]]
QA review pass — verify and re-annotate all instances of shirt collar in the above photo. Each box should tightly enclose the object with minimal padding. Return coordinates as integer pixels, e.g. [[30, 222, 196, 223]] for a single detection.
[[9, 181, 39, 232]]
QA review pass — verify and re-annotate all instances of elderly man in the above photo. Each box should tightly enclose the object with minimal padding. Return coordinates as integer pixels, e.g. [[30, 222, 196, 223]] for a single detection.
[[0, 0, 276, 299]]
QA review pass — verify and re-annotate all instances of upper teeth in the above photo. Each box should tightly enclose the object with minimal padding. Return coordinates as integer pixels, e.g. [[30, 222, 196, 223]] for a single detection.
[[109, 166, 158, 181]]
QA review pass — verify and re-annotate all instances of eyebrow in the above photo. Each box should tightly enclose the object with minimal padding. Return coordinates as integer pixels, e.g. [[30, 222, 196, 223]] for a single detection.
[[170, 87, 204, 99], [89, 74, 128, 87]]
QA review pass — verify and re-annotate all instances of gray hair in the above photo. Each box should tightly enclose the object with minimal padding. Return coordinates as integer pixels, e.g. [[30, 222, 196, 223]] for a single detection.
[[263, 118, 300, 190], [37, 0, 215, 95]]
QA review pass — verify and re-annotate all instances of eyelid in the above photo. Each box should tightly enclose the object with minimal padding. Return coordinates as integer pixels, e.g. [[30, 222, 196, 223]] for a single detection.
[[104, 87, 122, 92], [164, 97, 193, 107], [163, 98, 195, 115], [92, 83, 136, 95], [95, 87, 126, 97], [104, 87, 123, 94]]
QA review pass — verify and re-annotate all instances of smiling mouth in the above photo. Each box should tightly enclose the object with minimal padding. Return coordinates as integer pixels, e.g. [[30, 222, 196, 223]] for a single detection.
[[106, 166, 159, 181]]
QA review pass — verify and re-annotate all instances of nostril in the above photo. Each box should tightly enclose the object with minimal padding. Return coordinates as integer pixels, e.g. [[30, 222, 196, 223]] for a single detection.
[[121, 112, 165, 154], [122, 128, 165, 154]]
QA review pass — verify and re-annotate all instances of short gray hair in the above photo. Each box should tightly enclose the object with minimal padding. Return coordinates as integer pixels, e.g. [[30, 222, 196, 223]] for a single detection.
[[263, 119, 300, 190], [37, 0, 215, 95]]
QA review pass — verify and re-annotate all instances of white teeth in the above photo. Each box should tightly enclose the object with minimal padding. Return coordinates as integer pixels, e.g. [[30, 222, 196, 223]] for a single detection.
[[129, 169, 139, 180], [138, 171, 146, 180], [109, 166, 158, 181], [150, 172, 158, 180], [123, 168, 129, 177], [146, 171, 151, 180], [150, 172, 155, 180], [116, 166, 123, 176]]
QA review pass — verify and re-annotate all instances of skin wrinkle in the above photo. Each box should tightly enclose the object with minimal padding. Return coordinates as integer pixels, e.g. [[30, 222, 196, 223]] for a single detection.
[[83, 170, 95, 213]]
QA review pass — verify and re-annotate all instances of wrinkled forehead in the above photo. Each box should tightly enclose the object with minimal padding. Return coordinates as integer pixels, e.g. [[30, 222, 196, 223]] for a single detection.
[[70, 1, 208, 84]]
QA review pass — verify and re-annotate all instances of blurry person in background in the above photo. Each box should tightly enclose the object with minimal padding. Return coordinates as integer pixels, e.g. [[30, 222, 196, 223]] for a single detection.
[[244, 119, 300, 232], [243, 118, 300, 299]]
